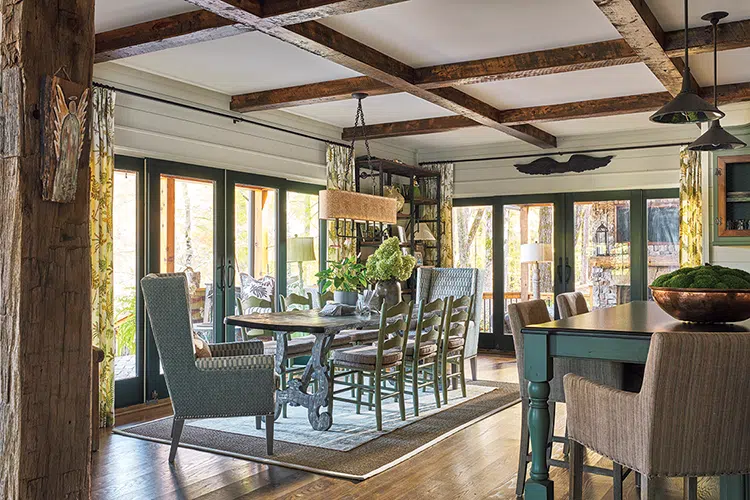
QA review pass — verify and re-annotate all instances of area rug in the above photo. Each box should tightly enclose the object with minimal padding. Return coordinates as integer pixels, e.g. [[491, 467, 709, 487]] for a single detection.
[[114, 381, 520, 480]]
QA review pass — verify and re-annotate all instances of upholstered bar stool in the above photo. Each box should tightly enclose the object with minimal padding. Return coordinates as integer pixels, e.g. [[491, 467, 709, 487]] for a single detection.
[[566, 331, 750, 500], [508, 299, 627, 499]]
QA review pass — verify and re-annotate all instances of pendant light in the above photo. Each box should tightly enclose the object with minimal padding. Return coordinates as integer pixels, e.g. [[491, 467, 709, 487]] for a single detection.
[[319, 93, 397, 235], [688, 12, 746, 151], [650, 0, 724, 124]]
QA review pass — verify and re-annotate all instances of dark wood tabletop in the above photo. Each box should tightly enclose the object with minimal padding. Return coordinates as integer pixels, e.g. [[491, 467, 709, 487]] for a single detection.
[[522, 301, 750, 338], [224, 309, 380, 334]]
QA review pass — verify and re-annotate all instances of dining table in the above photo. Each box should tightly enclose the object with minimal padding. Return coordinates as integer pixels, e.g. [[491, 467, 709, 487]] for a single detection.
[[521, 300, 750, 499], [225, 309, 383, 431]]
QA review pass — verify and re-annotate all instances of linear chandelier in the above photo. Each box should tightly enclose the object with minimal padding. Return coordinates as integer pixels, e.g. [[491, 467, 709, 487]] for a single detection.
[[319, 93, 397, 236]]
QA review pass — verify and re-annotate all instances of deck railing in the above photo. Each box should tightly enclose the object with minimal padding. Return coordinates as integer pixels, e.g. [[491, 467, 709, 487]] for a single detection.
[[479, 291, 555, 334]]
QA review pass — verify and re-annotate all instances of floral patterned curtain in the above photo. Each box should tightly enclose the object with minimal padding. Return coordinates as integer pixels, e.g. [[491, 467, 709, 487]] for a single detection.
[[679, 146, 703, 267], [326, 144, 356, 263], [423, 162, 455, 267], [90, 87, 116, 428]]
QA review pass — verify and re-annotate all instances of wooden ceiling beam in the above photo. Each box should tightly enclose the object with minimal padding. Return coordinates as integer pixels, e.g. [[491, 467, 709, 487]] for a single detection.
[[95, 11, 252, 63], [339, 84, 750, 140], [95, 1, 406, 62], [664, 18, 750, 57], [594, 0, 689, 97], [184, 1, 557, 148], [229, 39, 640, 113]]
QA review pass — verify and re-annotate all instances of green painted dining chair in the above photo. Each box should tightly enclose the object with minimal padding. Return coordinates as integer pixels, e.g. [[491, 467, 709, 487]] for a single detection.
[[404, 298, 446, 416], [329, 300, 414, 431], [439, 295, 473, 404]]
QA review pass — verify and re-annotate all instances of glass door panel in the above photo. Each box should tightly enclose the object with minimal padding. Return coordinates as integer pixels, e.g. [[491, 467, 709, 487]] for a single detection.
[[503, 203, 555, 330], [572, 199, 631, 310], [113, 157, 145, 409], [452, 205, 493, 333], [286, 191, 320, 296], [646, 197, 679, 299], [159, 174, 217, 342], [114, 170, 138, 382], [230, 183, 278, 341]]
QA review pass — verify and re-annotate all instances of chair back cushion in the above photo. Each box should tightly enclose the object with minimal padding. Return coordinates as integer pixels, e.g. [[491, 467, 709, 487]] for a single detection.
[[141, 273, 199, 402], [416, 267, 484, 358], [557, 291, 589, 319], [642, 332, 750, 476]]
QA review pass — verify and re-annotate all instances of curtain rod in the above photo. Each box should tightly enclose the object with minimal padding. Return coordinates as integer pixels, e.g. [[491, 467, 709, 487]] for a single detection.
[[419, 141, 690, 165], [93, 81, 351, 148]]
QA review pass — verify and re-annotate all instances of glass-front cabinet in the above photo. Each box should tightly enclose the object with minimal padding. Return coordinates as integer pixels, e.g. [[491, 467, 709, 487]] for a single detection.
[[715, 154, 750, 244]]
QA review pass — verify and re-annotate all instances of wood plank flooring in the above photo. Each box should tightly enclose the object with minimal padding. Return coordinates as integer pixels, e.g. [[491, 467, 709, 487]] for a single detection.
[[92, 354, 719, 499]]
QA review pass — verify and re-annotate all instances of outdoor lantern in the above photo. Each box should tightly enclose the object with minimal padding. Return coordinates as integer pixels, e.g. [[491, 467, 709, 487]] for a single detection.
[[595, 223, 610, 257]]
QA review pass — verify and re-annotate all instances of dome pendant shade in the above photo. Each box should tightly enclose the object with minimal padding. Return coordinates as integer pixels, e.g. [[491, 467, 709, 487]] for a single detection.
[[649, 88, 724, 124], [689, 120, 746, 151], [649, 0, 724, 125]]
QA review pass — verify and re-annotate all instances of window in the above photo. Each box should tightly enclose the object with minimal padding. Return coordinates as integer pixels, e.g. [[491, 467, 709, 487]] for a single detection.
[[452, 206, 493, 332], [286, 192, 320, 296]]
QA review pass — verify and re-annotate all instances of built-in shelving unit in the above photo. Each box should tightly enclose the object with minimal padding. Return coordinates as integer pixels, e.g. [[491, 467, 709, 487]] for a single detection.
[[354, 156, 442, 296]]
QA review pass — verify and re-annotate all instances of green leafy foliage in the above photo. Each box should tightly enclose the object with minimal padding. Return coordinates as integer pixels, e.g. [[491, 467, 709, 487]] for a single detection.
[[316, 256, 367, 293], [652, 264, 750, 289], [114, 288, 137, 356], [366, 237, 417, 282]]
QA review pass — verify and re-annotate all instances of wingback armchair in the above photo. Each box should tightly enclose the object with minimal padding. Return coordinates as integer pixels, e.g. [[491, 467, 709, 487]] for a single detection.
[[416, 267, 484, 380], [141, 273, 277, 461]]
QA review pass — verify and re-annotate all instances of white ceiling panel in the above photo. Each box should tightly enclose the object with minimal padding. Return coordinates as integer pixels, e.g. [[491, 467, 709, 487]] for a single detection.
[[320, 0, 622, 67], [95, 0, 197, 32], [285, 93, 456, 128], [688, 47, 750, 88], [460, 63, 666, 110], [117, 32, 362, 95], [647, 0, 750, 31]]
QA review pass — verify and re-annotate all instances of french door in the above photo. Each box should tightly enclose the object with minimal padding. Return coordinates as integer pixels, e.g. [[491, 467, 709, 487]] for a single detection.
[[113, 156, 323, 407], [454, 189, 679, 351]]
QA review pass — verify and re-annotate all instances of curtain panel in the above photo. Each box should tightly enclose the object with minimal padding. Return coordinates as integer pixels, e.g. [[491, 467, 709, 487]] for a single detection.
[[90, 87, 116, 428], [325, 144, 356, 263], [423, 162, 455, 267], [678, 146, 703, 267]]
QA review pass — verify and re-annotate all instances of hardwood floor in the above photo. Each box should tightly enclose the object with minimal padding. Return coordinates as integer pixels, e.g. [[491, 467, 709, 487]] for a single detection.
[[93, 354, 718, 499]]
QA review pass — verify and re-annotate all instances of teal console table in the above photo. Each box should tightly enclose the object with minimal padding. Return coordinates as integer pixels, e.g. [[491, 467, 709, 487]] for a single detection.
[[521, 301, 750, 499]]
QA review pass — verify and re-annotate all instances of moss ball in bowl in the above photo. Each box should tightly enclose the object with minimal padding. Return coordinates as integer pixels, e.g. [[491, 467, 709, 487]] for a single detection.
[[650, 264, 750, 323]]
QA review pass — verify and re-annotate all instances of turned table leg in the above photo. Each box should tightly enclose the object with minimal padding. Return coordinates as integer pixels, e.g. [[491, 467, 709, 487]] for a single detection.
[[524, 333, 554, 500]]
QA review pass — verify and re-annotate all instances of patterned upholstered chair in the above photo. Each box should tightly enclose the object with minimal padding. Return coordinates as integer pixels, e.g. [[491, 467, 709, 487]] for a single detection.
[[416, 267, 484, 381], [566, 332, 750, 500], [508, 299, 626, 499], [140, 273, 277, 461], [556, 291, 589, 319]]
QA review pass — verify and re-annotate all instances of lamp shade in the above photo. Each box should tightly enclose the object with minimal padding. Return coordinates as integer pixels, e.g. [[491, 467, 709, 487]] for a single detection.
[[520, 243, 553, 263], [688, 120, 747, 151], [287, 236, 316, 263], [319, 189, 397, 224], [649, 90, 724, 124], [414, 223, 436, 241]]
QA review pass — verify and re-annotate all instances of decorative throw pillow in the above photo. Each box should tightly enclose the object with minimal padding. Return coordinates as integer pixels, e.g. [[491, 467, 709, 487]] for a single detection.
[[240, 274, 275, 304], [192, 333, 212, 359]]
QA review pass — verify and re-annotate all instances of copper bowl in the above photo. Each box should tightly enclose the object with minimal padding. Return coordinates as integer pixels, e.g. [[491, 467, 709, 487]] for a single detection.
[[650, 287, 750, 323]]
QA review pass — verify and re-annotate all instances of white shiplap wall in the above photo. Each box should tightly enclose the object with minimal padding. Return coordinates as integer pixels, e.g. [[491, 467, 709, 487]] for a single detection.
[[418, 126, 704, 198], [94, 63, 417, 185]]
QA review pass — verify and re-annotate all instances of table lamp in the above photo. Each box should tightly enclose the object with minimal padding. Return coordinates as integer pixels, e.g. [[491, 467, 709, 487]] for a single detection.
[[520, 243, 553, 300], [287, 235, 316, 293]]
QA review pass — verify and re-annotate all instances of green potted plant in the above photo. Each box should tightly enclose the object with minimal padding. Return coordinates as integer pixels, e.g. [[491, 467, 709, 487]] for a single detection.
[[366, 236, 416, 307], [316, 255, 368, 306]]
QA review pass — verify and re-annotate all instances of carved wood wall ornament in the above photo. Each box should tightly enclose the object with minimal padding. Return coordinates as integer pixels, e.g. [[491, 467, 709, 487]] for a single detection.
[[514, 154, 614, 175], [41, 76, 90, 203]]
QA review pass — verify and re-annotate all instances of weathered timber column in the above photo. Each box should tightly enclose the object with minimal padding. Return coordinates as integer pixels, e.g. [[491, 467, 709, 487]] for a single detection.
[[0, 0, 95, 498]]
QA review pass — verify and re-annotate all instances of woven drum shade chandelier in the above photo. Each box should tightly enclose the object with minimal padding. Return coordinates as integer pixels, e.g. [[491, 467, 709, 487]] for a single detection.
[[319, 93, 398, 233]]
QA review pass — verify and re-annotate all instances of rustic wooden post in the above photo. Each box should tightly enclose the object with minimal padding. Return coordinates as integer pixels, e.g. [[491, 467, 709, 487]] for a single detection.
[[0, 0, 95, 497]]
